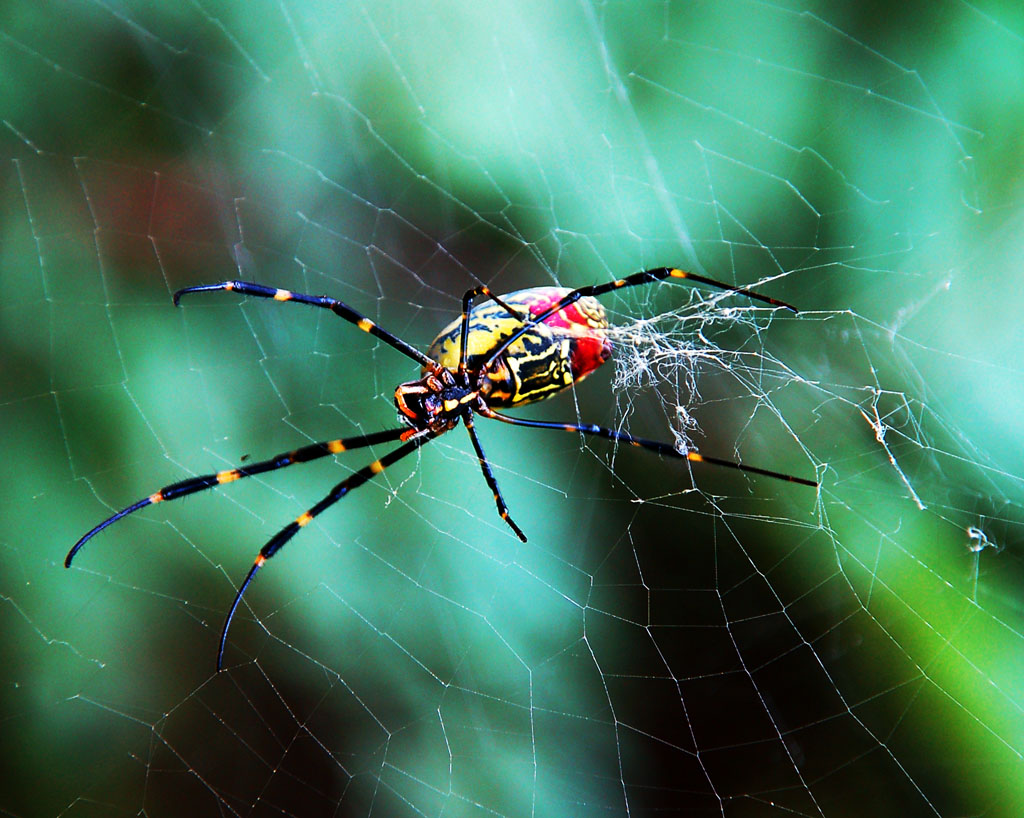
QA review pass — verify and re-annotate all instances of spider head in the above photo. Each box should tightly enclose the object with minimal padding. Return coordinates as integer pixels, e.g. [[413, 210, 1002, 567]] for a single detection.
[[394, 368, 474, 435]]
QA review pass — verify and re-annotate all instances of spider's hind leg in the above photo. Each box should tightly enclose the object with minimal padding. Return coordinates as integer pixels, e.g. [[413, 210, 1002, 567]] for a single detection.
[[479, 267, 799, 377], [478, 407, 819, 488], [456, 286, 526, 380]]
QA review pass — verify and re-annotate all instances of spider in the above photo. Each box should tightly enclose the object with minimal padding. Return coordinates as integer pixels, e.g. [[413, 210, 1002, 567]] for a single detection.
[[66, 268, 817, 670]]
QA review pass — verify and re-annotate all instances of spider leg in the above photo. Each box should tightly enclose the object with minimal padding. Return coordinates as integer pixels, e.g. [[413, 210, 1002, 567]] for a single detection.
[[173, 280, 436, 369], [461, 410, 526, 541], [477, 408, 818, 487], [456, 286, 526, 380], [65, 427, 410, 568], [217, 429, 435, 671], [480, 267, 798, 375]]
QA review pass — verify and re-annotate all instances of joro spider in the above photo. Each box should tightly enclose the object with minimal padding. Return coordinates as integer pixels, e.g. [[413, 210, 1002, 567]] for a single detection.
[[66, 268, 817, 670]]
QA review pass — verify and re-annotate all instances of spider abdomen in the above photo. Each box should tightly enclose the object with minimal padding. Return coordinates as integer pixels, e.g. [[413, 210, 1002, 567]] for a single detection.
[[426, 287, 612, 407]]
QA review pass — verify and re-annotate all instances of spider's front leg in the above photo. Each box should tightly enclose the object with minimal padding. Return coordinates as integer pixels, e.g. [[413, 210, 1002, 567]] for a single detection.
[[217, 429, 436, 671], [174, 280, 436, 369], [65, 428, 410, 568]]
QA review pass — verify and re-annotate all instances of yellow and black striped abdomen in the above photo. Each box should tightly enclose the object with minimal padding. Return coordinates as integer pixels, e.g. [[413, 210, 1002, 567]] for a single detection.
[[426, 287, 611, 408]]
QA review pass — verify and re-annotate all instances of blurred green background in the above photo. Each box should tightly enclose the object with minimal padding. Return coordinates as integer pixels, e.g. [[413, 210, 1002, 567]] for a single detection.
[[2, 1, 1023, 815]]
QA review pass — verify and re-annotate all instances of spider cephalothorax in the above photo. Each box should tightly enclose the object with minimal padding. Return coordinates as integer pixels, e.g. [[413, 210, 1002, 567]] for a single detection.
[[394, 368, 476, 435], [66, 269, 817, 671]]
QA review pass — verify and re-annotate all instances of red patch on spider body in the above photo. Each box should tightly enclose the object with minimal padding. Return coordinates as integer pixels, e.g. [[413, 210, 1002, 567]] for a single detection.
[[520, 287, 613, 383]]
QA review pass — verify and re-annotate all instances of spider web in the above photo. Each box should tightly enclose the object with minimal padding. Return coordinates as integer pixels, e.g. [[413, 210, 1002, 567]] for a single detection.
[[2, 1, 1023, 816]]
